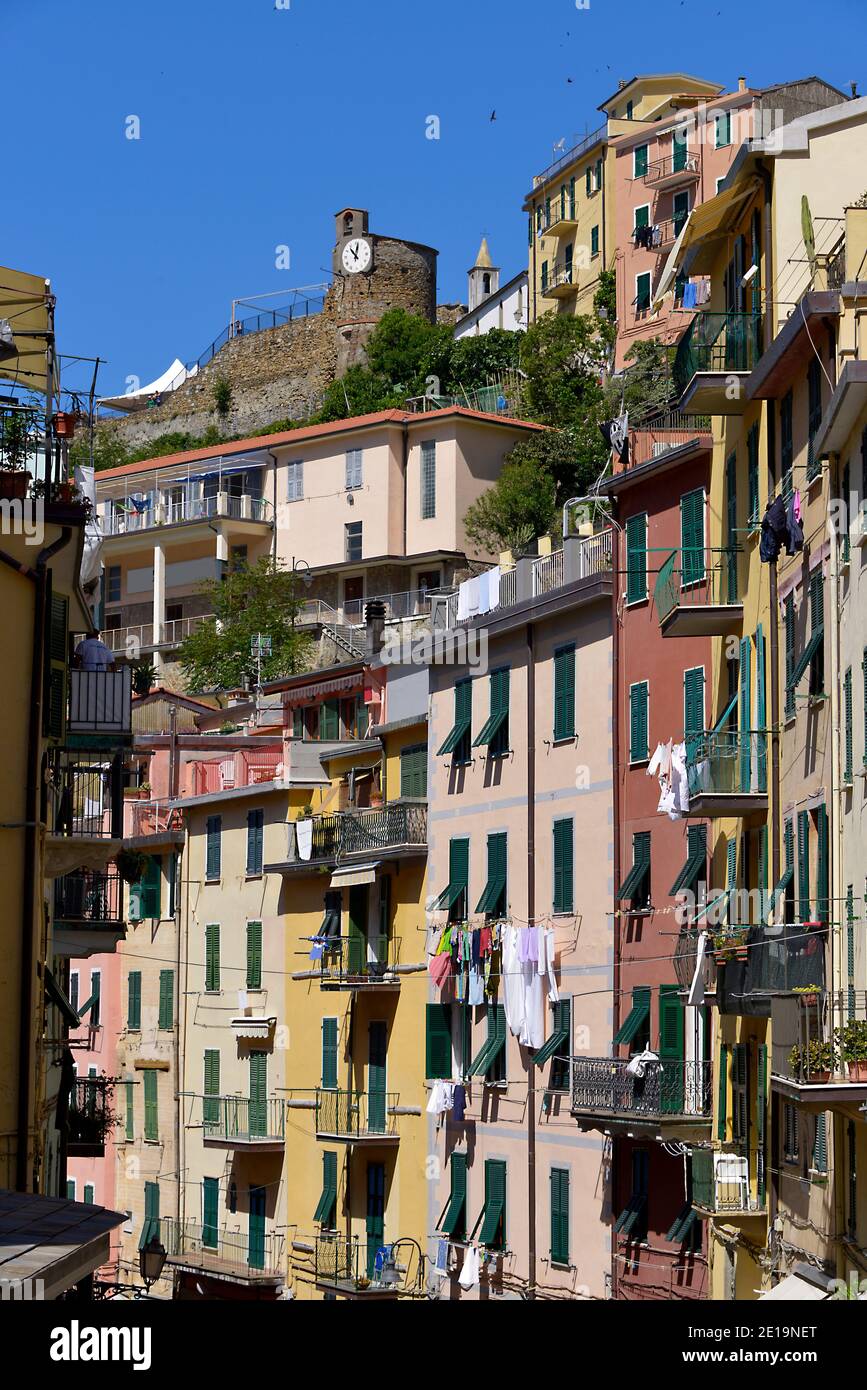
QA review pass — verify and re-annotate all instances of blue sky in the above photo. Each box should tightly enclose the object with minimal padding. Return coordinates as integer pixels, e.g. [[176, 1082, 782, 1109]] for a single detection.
[[7, 0, 865, 400]]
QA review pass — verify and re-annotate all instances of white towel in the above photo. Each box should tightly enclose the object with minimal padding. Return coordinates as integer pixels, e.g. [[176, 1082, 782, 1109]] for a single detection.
[[458, 1244, 480, 1290], [296, 819, 313, 861], [688, 931, 708, 1007], [487, 566, 501, 610]]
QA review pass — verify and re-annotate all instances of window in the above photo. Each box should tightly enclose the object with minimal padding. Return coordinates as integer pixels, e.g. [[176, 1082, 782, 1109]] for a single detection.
[[809, 567, 825, 696], [590, 225, 599, 257], [784, 593, 796, 718], [625, 512, 647, 602], [321, 1017, 339, 1089], [83, 1183, 94, 1205], [635, 272, 651, 314], [158, 970, 174, 1029], [715, 110, 732, 148], [168, 852, 179, 917], [553, 818, 574, 914], [432, 837, 469, 923], [477, 832, 507, 918], [615, 1149, 649, 1241], [135, 854, 162, 920], [203, 1050, 220, 1127], [812, 1114, 828, 1175], [125, 1078, 134, 1141], [807, 359, 823, 481], [286, 460, 304, 501], [683, 666, 705, 744], [205, 924, 220, 992], [747, 423, 760, 526], [106, 565, 121, 604], [89, 970, 101, 1029], [421, 440, 436, 519], [228, 546, 247, 573], [844, 667, 854, 783], [246, 921, 263, 990], [400, 743, 427, 798], [437, 679, 472, 764], [439, 1152, 467, 1239], [633, 144, 648, 178], [553, 644, 576, 741], [731, 1043, 749, 1144], [629, 681, 649, 764], [69, 970, 79, 1015], [66, 1179, 76, 1201], [345, 522, 363, 562], [469, 1003, 507, 1082], [246, 808, 264, 875], [202, 1178, 220, 1249], [617, 833, 651, 911], [679, 488, 705, 586], [626, 100, 634, 119], [541, 260, 549, 292], [585, 166, 592, 197], [535, 998, 571, 1090], [473, 667, 510, 757], [725, 451, 738, 603], [127, 971, 141, 1030], [633, 204, 649, 233], [314, 1151, 338, 1228], [345, 448, 363, 491], [205, 816, 221, 881], [783, 1101, 800, 1163], [425, 1003, 453, 1080], [140, 1182, 160, 1248], [143, 1069, 158, 1142], [477, 1159, 506, 1250], [550, 1168, 570, 1266], [319, 698, 340, 741]]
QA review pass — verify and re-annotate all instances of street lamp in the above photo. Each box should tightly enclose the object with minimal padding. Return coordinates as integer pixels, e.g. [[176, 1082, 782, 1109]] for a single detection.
[[138, 1234, 167, 1293]]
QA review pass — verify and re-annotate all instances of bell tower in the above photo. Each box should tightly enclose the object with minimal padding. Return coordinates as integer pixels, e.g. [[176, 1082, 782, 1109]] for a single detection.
[[468, 237, 500, 312]]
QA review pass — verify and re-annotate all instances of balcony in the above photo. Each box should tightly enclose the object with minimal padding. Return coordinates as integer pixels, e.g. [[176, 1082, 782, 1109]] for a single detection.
[[314, 1090, 400, 1144], [315, 934, 402, 990], [44, 750, 124, 878], [67, 1077, 115, 1158], [542, 203, 579, 238], [313, 1235, 422, 1299], [104, 614, 214, 657], [124, 798, 184, 846], [691, 1147, 767, 1218], [438, 531, 613, 629], [642, 151, 701, 191], [190, 745, 283, 796], [542, 264, 579, 299], [674, 312, 763, 414], [771, 991, 867, 1113], [685, 730, 768, 816], [570, 1057, 712, 1139], [68, 668, 132, 740], [101, 491, 273, 538], [162, 1217, 284, 1286], [200, 1096, 285, 1151], [276, 803, 427, 872], [713, 921, 826, 1019], [53, 865, 125, 958], [653, 548, 743, 638]]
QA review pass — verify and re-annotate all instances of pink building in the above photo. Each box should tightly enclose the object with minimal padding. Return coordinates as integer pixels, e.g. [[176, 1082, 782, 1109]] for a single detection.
[[67, 954, 123, 1221]]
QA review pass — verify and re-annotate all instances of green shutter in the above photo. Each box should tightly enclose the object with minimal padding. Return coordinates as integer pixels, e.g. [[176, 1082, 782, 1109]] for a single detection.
[[127, 971, 141, 1030], [680, 489, 705, 585], [629, 681, 649, 762], [426, 1004, 452, 1080], [322, 1017, 339, 1089], [747, 423, 760, 525], [757, 1043, 767, 1205], [534, 999, 571, 1067], [140, 1181, 160, 1249], [247, 809, 264, 875], [83, 1183, 94, 1205], [613, 985, 651, 1045], [438, 679, 472, 758], [320, 699, 340, 740], [202, 1178, 220, 1248], [784, 595, 796, 717], [140, 855, 162, 920], [625, 513, 647, 603], [550, 1168, 570, 1265], [203, 1049, 220, 1127], [206, 816, 221, 879], [726, 452, 738, 602], [758, 824, 768, 924], [739, 636, 751, 791], [469, 1005, 506, 1077], [368, 1021, 387, 1132], [756, 625, 767, 787], [158, 970, 174, 1029], [125, 1078, 134, 1141], [314, 1151, 338, 1226], [476, 831, 507, 915], [816, 805, 829, 926], [143, 1069, 158, 1142], [553, 818, 574, 914], [634, 144, 648, 177], [726, 837, 738, 922], [479, 1159, 506, 1248], [717, 1044, 728, 1141], [205, 923, 220, 991], [553, 645, 576, 741], [844, 668, 853, 782], [248, 1186, 266, 1270], [473, 668, 510, 750], [246, 921, 263, 990], [249, 1052, 267, 1137], [440, 1152, 468, 1237], [812, 1114, 828, 1174], [400, 743, 428, 798], [683, 667, 705, 741], [43, 592, 69, 740], [797, 811, 810, 920]]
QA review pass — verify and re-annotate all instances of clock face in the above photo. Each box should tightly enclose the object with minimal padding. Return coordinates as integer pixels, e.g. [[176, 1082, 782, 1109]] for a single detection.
[[342, 238, 373, 274]]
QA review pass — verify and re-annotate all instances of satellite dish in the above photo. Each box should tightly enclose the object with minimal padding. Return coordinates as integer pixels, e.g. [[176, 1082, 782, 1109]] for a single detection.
[[801, 195, 817, 282]]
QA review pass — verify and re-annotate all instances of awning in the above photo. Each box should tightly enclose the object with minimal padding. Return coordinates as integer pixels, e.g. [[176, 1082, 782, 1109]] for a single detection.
[[613, 987, 651, 1045], [284, 674, 362, 706], [0, 265, 55, 394], [469, 1008, 506, 1076], [788, 627, 823, 692], [533, 1001, 570, 1066], [231, 1016, 276, 1040], [330, 863, 378, 889], [760, 1263, 836, 1301], [670, 828, 707, 896], [44, 968, 80, 1028], [681, 180, 763, 277], [617, 838, 651, 901], [98, 358, 197, 413], [652, 212, 694, 309], [0, 1189, 126, 1299]]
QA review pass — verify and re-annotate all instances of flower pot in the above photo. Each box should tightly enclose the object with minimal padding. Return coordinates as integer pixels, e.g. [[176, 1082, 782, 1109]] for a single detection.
[[847, 1060, 867, 1082], [53, 412, 75, 439], [0, 469, 30, 500], [801, 992, 819, 1008], [807, 1070, 831, 1085]]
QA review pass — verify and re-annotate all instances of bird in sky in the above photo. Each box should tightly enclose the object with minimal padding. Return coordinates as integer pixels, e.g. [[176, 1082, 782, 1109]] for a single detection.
[[490, 110, 497, 121]]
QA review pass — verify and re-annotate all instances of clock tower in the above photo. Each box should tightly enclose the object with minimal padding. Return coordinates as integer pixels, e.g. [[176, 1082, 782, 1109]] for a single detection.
[[333, 208, 374, 277]]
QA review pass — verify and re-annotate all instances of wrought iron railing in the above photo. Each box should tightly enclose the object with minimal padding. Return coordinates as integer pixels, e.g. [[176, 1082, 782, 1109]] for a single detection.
[[685, 730, 768, 799], [125, 798, 183, 839], [202, 1096, 285, 1144], [626, 410, 712, 467], [314, 1089, 399, 1139], [772, 990, 867, 1085], [542, 263, 577, 294], [290, 804, 427, 864], [316, 934, 401, 985], [46, 750, 124, 838], [161, 1217, 284, 1276], [68, 668, 132, 735], [313, 1235, 422, 1292], [55, 865, 122, 925], [674, 312, 763, 394], [68, 1077, 115, 1155], [653, 548, 742, 624], [642, 150, 701, 186], [571, 1057, 711, 1119]]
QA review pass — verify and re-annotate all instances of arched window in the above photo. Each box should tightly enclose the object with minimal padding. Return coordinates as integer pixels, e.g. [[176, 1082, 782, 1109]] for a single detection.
[[483, 273, 491, 296]]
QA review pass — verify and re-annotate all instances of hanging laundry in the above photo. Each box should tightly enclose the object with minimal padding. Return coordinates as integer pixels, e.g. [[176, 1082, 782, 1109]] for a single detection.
[[626, 1047, 660, 1079], [688, 931, 708, 1007], [426, 1080, 455, 1115], [453, 1084, 467, 1122], [537, 927, 559, 1002], [429, 952, 453, 990], [468, 966, 485, 1006], [681, 281, 698, 309], [519, 954, 545, 1049], [458, 1244, 480, 1290], [786, 490, 804, 555], [599, 412, 629, 462], [295, 819, 313, 861], [502, 926, 525, 1039], [670, 742, 690, 817], [760, 495, 788, 562]]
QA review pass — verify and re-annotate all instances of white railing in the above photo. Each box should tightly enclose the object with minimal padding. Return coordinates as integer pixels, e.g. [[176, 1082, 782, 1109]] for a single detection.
[[104, 614, 214, 655], [532, 550, 564, 596], [575, 528, 613, 578], [101, 492, 273, 536]]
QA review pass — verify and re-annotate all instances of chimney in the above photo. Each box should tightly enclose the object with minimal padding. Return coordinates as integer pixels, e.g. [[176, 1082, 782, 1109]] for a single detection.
[[738, 76, 746, 92], [365, 599, 386, 659], [851, 81, 859, 99]]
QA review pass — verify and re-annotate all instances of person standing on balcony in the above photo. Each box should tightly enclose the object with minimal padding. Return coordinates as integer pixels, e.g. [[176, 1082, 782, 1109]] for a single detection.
[[73, 633, 117, 671]]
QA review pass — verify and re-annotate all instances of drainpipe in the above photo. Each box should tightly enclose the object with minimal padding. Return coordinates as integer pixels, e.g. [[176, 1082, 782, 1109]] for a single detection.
[[609, 515, 623, 1300], [266, 452, 278, 564], [0, 527, 73, 1192], [400, 421, 409, 562], [526, 620, 537, 1300]]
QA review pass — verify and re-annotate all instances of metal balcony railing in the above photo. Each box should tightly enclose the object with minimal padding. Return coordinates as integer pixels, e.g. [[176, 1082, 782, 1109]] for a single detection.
[[313, 1235, 422, 1293], [532, 549, 565, 596], [202, 1096, 285, 1144], [68, 668, 132, 735], [713, 922, 826, 1017], [691, 1147, 766, 1215], [103, 615, 214, 656], [626, 410, 712, 468], [54, 865, 122, 926], [162, 1217, 284, 1278], [686, 730, 769, 800], [571, 1057, 712, 1120], [102, 492, 273, 536], [125, 799, 183, 839], [316, 934, 402, 986], [315, 1090, 399, 1139], [674, 312, 763, 394], [289, 804, 427, 864], [772, 990, 867, 1086], [46, 750, 124, 839], [641, 150, 701, 187], [653, 548, 742, 624], [542, 263, 578, 295], [68, 1077, 115, 1156]]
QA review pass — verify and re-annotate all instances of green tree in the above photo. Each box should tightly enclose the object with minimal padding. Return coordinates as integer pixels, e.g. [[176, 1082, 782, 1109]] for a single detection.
[[519, 311, 608, 429], [463, 454, 558, 555], [178, 557, 312, 691], [617, 337, 676, 420]]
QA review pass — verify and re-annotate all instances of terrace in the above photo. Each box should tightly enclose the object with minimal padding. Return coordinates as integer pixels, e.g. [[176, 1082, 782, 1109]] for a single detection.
[[571, 1057, 712, 1140], [674, 312, 763, 415]]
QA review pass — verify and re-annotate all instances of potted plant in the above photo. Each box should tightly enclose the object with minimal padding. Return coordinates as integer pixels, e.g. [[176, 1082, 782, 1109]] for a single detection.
[[793, 984, 823, 1009], [53, 411, 76, 439], [789, 1038, 837, 1084], [835, 1019, 867, 1082], [115, 849, 148, 885], [0, 406, 32, 499]]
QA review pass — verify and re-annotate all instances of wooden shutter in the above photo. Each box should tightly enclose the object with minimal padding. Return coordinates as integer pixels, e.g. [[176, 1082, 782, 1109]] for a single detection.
[[401, 744, 427, 798], [143, 1069, 158, 1141], [425, 1003, 452, 1080], [717, 1043, 728, 1141], [125, 1078, 134, 1140], [249, 1052, 267, 1137], [683, 667, 705, 740], [844, 668, 853, 781], [206, 816, 221, 879], [550, 1168, 570, 1265], [784, 594, 796, 716], [553, 818, 574, 914], [140, 855, 162, 920], [246, 921, 263, 990], [202, 1177, 219, 1248], [43, 591, 69, 740], [421, 440, 436, 519], [629, 682, 649, 762], [625, 514, 647, 604], [158, 970, 173, 1029], [554, 645, 576, 741], [320, 699, 340, 740], [203, 1049, 220, 1126], [797, 811, 810, 920], [127, 971, 141, 1030], [756, 624, 767, 787], [368, 1021, 387, 1133], [757, 1043, 767, 1205], [248, 1186, 266, 1270], [322, 1017, 339, 1089], [816, 805, 829, 926], [680, 489, 705, 584], [205, 924, 220, 992], [450, 837, 469, 894], [481, 1159, 507, 1248], [247, 809, 264, 874]]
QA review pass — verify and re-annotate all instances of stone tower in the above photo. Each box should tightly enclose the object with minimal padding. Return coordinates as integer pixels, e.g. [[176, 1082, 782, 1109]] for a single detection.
[[329, 207, 438, 373], [467, 237, 500, 312]]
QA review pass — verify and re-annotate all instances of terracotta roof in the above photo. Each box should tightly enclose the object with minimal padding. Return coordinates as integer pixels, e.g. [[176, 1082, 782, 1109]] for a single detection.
[[96, 407, 544, 481]]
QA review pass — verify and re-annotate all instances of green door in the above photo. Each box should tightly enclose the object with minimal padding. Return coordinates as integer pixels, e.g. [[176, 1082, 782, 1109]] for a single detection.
[[366, 1162, 385, 1279], [726, 453, 738, 603], [347, 885, 367, 976], [248, 1185, 266, 1270], [659, 985, 685, 1113], [368, 1022, 387, 1134], [249, 1051, 267, 1138]]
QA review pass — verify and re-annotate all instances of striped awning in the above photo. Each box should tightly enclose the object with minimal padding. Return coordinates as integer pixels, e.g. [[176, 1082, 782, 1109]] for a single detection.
[[284, 674, 362, 706], [330, 863, 379, 889], [231, 1016, 276, 1039]]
